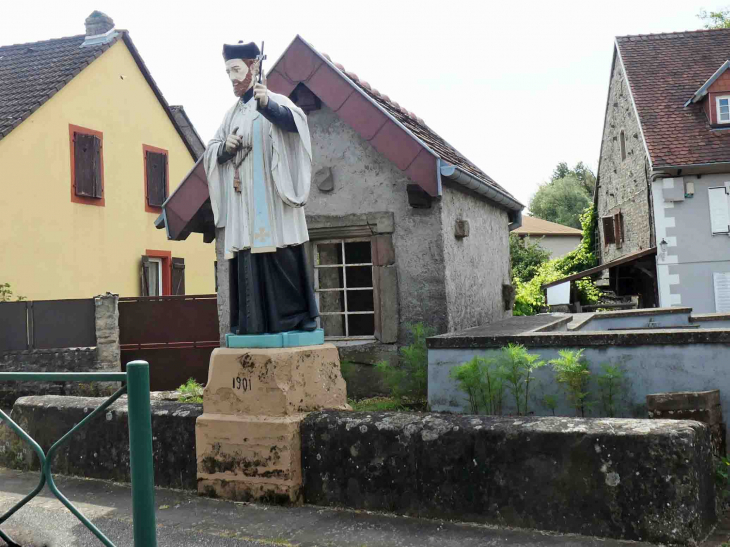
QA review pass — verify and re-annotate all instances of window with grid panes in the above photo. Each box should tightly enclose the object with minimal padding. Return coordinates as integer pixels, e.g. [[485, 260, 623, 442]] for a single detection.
[[313, 239, 375, 339]]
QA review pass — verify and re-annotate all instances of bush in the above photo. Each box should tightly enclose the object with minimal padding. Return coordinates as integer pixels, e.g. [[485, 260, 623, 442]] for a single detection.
[[449, 356, 504, 415], [499, 344, 546, 415], [177, 378, 204, 403], [513, 205, 601, 315], [549, 349, 591, 417], [596, 363, 626, 417], [510, 234, 551, 283], [376, 323, 433, 406]]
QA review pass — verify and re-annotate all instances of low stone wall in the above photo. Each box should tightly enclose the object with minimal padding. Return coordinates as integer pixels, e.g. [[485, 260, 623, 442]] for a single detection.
[[0, 395, 201, 490], [301, 411, 717, 545]]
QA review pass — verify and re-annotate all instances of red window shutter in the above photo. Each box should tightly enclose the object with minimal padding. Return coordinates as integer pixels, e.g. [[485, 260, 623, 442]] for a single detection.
[[140, 256, 151, 296], [171, 257, 185, 295], [613, 212, 622, 248], [146, 151, 167, 207], [74, 133, 102, 198], [602, 216, 615, 245]]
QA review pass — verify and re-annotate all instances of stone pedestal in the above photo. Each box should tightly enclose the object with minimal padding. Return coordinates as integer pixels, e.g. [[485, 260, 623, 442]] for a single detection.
[[195, 344, 348, 503]]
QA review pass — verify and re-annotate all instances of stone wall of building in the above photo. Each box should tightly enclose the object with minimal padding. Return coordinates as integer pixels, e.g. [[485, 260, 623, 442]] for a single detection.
[[597, 52, 653, 264], [303, 104, 449, 340], [440, 181, 512, 332]]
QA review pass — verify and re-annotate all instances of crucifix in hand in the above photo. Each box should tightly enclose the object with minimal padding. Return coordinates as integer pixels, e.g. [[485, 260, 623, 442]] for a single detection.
[[231, 126, 252, 193]]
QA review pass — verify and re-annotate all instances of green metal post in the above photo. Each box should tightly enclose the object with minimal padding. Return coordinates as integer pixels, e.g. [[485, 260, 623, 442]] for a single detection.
[[126, 361, 157, 547]]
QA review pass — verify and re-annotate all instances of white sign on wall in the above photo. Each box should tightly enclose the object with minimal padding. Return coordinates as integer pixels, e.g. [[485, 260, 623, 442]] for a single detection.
[[713, 272, 730, 312], [708, 186, 730, 234], [547, 281, 571, 306]]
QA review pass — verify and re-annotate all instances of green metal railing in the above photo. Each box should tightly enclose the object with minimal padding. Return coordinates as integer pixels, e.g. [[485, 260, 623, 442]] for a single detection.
[[0, 361, 157, 547]]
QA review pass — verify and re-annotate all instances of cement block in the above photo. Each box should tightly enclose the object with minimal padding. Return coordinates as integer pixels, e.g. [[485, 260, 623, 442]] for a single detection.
[[646, 389, 721, 412]]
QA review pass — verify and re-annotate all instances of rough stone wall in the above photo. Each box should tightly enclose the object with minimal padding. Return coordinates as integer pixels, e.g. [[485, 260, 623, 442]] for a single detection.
[[94, 292, 120, 371], [0, 395, 201, 490], [597, 53, 653, 263], [302, 411, 716, 545], [303, 105, 448, 339], [215, 228, 230, 345], [0, 349, 113, 408], [440, 181, 511, 332]]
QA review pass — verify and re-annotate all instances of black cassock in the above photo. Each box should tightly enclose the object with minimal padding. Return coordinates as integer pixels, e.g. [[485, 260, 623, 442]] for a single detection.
[[220, 88, 319, 335]]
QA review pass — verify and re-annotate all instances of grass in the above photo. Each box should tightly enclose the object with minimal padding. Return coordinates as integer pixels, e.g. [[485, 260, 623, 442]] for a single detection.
[[177, 378, 204, 403], [349, 397, 406, 412]]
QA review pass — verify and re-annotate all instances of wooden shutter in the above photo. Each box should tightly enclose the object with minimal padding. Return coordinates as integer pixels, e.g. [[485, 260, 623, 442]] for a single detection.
[[74, 133, 102, 198], [709, 187, 730, 234], [140, 256, 151, 297], [146, 151, 167, 207], [613, 212, 623, 248], [172, 257, 185, 295], [602, 216, 615, 245]]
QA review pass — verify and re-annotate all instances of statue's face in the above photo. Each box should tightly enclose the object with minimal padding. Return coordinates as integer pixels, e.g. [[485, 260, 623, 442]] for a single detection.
[[226, 58, 257, 97]]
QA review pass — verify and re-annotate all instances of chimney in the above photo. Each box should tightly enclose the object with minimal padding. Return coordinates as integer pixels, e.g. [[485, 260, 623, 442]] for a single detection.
[[85, 11, 114, 36]]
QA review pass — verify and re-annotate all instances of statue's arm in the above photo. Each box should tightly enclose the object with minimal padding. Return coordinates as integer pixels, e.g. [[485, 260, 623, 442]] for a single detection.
[[259, 98, 297, 132]]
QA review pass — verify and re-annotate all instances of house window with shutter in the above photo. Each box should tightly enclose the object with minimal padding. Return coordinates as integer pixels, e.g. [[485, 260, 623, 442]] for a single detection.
[[69, 125, 104, 206], [708, 186, 730, 234], [140, 250, 175, 296], [602, 216, 616, 245], [143, 145, 169, 212]]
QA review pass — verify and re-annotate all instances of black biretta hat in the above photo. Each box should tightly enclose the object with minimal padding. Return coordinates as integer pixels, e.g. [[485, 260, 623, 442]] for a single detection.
[[223, 41, 260, 61]]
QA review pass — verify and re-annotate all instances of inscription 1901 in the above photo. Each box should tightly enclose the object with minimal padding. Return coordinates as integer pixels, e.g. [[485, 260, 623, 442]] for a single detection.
[[232, 376, 253, 392]]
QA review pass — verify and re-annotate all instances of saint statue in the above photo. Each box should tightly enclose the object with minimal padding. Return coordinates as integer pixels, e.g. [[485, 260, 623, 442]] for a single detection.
[[204, 41, 319, 335]]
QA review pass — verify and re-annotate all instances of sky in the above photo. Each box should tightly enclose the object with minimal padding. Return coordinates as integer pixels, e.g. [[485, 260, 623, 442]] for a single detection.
[[2, 0, 729, 207]]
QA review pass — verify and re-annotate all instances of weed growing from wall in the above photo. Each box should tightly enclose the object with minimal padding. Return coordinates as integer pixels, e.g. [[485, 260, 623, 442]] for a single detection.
[[376, 323, 433, 406], [596, 363, 626, 417], [550, 349, 592, 417], [177, 378, 204, 403], [449, 356, 504, 415], [499, 344, 546, 415]]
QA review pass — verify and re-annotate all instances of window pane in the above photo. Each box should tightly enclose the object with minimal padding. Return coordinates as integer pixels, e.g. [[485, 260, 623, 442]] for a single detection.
[[148, 262, 160, 296], [721, 106, 729, 114], [348, 313, 375, 336], [344, 241, 372, 264], [321, 314, 345, 337], [348, 290, 374, 312], [316, 243, 342, 266], [318, 267, 343, 290], [345, 266, 372, 288], [721, 99, 729, 107]]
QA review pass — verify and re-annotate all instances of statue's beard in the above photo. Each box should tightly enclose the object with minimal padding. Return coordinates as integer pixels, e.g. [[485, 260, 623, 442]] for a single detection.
[[232, 73, 254, 97]]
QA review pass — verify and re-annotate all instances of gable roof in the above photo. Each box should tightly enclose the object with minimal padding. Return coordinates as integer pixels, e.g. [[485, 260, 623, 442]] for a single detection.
[[616, 28, 730, 168], [267, 36, 519, 205], [513, 216, 583, 237], [0, 31, 199, 160]]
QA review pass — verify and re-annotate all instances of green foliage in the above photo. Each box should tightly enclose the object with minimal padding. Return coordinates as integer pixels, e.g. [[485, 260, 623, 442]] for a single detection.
[[0, 283, 26, 302], [717, 456, 730, 503], [529, 162, 595, 230], [513, 205, 600, 315], [498, 344, 545, 415], [177, 378, 204, 403], [340, 360, 355, 385], [509, 234, 551, 283], [596, 363, 626, 417], [542, 394, 558, 416], [376, 323, 433, 405], [549, 349, 592, 417], [449, 356, 504, 415], [349, 397, 405, 411], [699, 8, 730, 28]]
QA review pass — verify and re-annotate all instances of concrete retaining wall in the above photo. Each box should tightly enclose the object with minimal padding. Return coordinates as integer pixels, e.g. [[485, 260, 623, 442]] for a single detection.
[[0, 395, 201, 490], [301, 411, 716, 545]]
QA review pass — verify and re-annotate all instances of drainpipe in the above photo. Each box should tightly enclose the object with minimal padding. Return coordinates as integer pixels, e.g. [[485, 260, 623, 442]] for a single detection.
[[439, 164, 524, 231]]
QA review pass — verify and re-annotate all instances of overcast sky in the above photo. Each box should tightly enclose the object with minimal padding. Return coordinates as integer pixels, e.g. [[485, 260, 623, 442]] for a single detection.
[[2, 0, 728, 206]]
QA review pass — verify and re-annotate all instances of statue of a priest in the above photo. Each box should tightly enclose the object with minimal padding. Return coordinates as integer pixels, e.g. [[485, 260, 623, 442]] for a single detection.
[[204, 41, 319, 335]]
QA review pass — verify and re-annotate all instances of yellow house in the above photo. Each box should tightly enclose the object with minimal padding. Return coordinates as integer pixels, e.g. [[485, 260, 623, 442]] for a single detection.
[[0, 12, 214, 300]]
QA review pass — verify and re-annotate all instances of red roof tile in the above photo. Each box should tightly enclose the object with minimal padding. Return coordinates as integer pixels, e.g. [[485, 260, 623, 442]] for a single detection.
[[617, 28, 730, 167]]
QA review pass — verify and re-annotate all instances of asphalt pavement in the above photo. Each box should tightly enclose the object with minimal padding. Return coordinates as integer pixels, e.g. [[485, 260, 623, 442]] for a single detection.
[[0, 468, 672, 547]]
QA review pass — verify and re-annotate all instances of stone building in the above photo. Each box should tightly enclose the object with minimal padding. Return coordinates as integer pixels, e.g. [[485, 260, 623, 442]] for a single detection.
[[159, 36, 523, 347], [552, 28, 730, 312]]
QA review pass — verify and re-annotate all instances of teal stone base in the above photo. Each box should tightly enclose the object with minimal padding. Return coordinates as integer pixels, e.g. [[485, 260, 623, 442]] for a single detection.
[[225, 328, 325, 349]]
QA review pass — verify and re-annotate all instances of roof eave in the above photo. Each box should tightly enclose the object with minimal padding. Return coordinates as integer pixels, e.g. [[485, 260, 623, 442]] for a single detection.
[[440, 164, 523, 212], [684, 59, 730, 107]]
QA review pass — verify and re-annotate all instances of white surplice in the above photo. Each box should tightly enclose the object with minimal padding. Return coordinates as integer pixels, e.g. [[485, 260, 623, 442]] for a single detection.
[[204, 91, 312, 259]]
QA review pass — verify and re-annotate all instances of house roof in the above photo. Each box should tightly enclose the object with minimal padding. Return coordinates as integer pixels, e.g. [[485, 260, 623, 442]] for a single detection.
[[616, 28, 730, 167], [513, 216, 583, 237], [0, 31, 200, 160]]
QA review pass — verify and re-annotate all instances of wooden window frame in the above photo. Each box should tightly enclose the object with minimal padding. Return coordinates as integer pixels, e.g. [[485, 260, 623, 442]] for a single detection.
[[717, 96, 730, 124], [313, 238, 376, 341], [613, 211, 624, 249], [143, 144, 169, 213], [144, 250, 171, 296], [69, 124, 105, 206]]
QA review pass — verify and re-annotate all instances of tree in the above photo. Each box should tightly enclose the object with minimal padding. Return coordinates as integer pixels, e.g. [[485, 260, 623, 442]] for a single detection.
[[550, 161, 596, 195], [509, 234, 551, 283], [529, 175, 592, 229], [698, 8, 730, 28]]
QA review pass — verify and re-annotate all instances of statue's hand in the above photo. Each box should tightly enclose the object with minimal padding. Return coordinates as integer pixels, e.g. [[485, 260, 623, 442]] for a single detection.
[[254, 73, 269, 108], [224, 133, 243, 154]]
